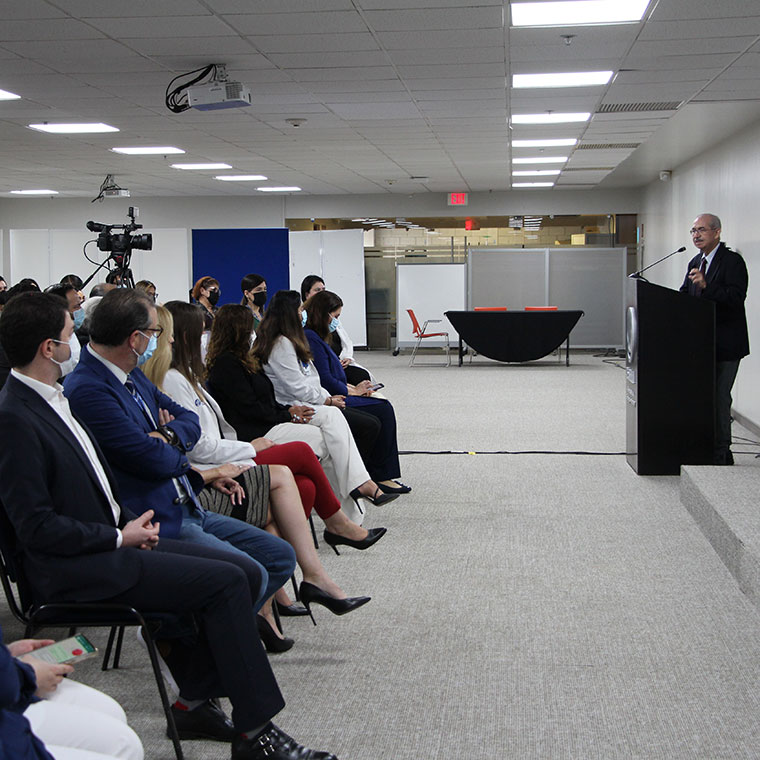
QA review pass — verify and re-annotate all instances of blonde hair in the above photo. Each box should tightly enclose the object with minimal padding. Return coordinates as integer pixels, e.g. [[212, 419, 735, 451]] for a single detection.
[[142, 304, 174, 391]]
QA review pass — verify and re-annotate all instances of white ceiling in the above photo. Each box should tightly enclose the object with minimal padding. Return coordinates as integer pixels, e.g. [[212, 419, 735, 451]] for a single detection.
[[1, 0, 760, 197]]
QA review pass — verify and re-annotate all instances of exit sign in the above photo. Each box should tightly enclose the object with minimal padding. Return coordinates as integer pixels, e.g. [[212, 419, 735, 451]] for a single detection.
[[447, 192, 468, 206]]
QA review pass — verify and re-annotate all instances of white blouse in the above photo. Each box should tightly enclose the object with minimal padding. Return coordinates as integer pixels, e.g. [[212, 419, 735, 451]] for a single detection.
[[263, 336, 330, 407]]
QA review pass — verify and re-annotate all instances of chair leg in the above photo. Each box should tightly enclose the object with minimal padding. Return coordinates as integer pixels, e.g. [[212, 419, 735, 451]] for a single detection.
[[308, 514, 319, 549], [142, 626, 184, 760], [272, 600, 284, 636], [113, 626, 126, 669], [291, 574, 300, 601], [409, 335, 423, 366], [103, 626, 118, 671]]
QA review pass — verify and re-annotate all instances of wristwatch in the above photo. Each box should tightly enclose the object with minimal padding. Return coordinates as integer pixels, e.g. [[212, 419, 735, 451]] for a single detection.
[[157, 425, 179, 447]]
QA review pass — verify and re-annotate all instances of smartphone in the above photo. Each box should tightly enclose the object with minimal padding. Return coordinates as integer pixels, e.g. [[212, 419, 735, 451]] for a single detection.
[[30, 634, 98, 665], [369, 383, 384, 391]]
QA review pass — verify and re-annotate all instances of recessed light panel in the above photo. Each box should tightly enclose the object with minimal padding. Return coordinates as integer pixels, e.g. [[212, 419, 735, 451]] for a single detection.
[[513, 72, 613, 88], [172, 163, 232, 170], [513, 138, 577, 148], [511, 0, 650, 27], [512, 182, 555, 188], [0, 88, 21, 100], [29, 123, 119, 134], [112, 146, 185, 155], [214, 175, 268, 181], [513, 156, 568, 164], [257, 186, 302, 192], [511, 113, 590, 124], [512, 170, 562, 176], [10, 189, 58, 195]]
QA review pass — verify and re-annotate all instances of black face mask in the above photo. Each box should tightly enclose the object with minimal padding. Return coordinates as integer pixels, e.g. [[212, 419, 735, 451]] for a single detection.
[[252, 291, 267, 307], [207, 289, 220, 306]]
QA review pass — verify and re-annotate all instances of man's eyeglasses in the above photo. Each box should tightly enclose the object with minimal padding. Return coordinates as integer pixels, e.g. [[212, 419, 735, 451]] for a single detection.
[[141, 327, 164, 338], [689, 226, 713, 235]]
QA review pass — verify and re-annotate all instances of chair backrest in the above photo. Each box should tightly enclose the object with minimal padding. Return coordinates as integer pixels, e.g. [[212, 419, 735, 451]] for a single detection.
[[0, 499, 34, 625], [524, 306, 558, 311], [474, 307, 507, 311], [406, 309, 422, 337]]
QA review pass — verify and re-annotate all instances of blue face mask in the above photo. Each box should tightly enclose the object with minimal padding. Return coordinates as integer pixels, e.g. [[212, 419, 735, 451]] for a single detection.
[[328, 317, 340, 333], [135, 332, 157, 366], [72, 308, 85, 330], [301, 310, 307, 327]]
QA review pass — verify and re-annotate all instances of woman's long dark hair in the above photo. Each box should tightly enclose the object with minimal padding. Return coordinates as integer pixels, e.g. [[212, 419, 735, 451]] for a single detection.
[[240, 272, 265, 306], [300, 274, 325, 302], [206, 304, 259, 375], [165, 301, 208, 396], [252, 289, 311, 365], [304, 290, 343, 340]]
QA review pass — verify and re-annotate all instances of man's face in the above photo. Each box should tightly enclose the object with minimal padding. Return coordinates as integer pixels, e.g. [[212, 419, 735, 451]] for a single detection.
[[65, 290, 80, 315], [690, 216, 721, 254]]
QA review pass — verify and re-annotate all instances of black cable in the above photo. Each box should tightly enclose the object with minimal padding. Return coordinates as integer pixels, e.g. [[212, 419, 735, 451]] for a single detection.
[[165, 64, 216, 113], [400, 449, 626, 456]]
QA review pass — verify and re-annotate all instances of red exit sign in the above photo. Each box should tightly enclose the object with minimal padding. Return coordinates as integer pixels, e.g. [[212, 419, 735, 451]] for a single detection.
[[447, 192, 468, 206]]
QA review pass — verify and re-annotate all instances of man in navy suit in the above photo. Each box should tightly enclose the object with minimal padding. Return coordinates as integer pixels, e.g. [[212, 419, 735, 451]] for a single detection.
[[0, 292, 336, 760], [680, 213, 750, 465], [63, 288, 295, 606]]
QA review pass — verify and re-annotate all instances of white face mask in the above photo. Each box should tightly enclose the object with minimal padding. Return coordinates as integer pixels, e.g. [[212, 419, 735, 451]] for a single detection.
[[49, 338, 73, 377]]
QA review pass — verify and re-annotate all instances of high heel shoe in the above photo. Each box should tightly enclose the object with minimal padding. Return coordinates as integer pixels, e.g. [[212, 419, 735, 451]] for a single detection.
[[256, 615, 294, 653], [323, 527, 387, 556], [350, 487, 399, 507], [377, 480, 411, 494], [299, 581, 371, 626], [275, 601, 309, 617]]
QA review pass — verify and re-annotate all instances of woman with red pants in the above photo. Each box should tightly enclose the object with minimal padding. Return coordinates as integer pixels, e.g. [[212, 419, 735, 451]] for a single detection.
[[144, 303, 384, 652]]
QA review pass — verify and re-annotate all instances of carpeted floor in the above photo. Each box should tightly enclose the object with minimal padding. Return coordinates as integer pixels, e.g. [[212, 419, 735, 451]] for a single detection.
[[4, 350, 760, 759]]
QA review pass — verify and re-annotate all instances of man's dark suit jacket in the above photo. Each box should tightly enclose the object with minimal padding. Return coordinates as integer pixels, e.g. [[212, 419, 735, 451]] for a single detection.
[[64, 346, 202, 538], [679, 241, 749, 362], [0, 374, 143, 603]]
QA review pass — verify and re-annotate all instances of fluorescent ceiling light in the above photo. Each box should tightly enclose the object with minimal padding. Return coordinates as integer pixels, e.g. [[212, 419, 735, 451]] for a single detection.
[[513, 71, 613, 88], [513, 156, 568, 164], [511, 0, 650, 27], [112, 146, 185, 155], [172, 163, 232, 170], [10, 189, 58, 195], [513, 138, 577, 148], [512, 113, 590, 124], [215, 174, 268, 181], [257, 186, 301, 192], [512, 182, 555, 188], [28, 123, 119, 134], [0, 88, 21, 100], [512, 170, 562, 176]]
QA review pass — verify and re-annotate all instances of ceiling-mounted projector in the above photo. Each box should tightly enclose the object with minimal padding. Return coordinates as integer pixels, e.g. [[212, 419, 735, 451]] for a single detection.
[[187, 80, 251, 111]]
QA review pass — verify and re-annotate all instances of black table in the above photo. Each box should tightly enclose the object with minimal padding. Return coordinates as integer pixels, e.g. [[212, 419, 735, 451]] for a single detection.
[[444, 310, 584, 366]]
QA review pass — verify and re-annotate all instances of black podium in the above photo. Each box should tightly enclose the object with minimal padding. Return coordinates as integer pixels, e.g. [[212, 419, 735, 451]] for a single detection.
[[626, 280, 715, 475]]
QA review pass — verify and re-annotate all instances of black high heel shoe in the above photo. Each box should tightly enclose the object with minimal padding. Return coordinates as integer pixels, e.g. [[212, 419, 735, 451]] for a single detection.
[[377, 480, 411, 494], [350, 487, 399, 507], [256, 615, 294, 653], [323, 527, 387, 556], [275, 601, 309, 617], [299, 581, 371, 626]]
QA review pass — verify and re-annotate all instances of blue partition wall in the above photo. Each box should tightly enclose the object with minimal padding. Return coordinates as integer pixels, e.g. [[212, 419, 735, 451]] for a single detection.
[[191, 228, 290, 307]]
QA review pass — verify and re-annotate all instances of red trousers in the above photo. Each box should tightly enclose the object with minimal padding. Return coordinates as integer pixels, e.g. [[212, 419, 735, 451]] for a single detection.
[[254, 440, 341, 520]]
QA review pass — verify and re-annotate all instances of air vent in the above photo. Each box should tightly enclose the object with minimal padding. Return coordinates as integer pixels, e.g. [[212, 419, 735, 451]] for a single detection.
[[578, 142, 640, 150], [597, 101, 681, 113]]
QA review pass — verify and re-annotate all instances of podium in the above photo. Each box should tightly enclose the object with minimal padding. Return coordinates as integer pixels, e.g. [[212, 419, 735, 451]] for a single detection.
[[626, 279, 715, 475]]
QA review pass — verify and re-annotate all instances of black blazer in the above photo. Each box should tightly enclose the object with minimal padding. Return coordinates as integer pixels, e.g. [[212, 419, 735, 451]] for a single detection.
[[0, 375, 143, 603], [679, 242, 750, 361]]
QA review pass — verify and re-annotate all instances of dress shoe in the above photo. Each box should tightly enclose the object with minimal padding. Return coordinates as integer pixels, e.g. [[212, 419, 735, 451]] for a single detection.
[[275, 601, 309, 617], [232, 723, 337, 759], [168, 698, 235, 742], [322, 526, 387, 556], [349, 486, 398, 507], [377, 480, 411, 494], [257, 615, 294, 653], [299, 581, 370, 625]]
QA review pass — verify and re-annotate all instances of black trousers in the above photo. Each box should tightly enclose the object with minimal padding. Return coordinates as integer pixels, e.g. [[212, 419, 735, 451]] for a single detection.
[[343, 406, 380, 465], [102, 538, 284, 731], [345, 399, 401, 481]]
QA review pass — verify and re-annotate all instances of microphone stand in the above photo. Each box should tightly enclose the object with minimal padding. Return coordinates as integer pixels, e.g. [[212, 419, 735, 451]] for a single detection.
[[628, 247, 686, 280]]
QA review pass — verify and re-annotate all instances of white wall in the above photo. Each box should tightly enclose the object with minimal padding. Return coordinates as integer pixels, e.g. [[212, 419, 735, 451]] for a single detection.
[[640, 119, 760, 428]]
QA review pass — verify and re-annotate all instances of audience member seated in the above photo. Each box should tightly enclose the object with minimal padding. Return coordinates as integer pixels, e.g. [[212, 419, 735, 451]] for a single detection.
[[191, 275, 220, 331], [257, 291, 409, 497], [0, 278, 45, 390], [89, 282, 116, 298], [145, 302, 374, 648], [0, 275, 6, 291], [135, 279, 158, 303], [43, 284, 83, 376], [207, 303, 397, 520], [105, 270, 123, 287], [63, 288, 297, 616], [59, 274, 85, 307], [301, 275, 371, 385], [241, 273, 268, 331], [0, 291, 339, 760]]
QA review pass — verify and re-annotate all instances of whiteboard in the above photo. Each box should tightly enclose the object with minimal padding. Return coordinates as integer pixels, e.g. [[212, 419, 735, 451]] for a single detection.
[[396, 263, 466, 348]]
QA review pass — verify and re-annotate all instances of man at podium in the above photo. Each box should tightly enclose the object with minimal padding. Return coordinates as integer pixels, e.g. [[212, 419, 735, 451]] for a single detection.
[[680, 213, 749, 465]]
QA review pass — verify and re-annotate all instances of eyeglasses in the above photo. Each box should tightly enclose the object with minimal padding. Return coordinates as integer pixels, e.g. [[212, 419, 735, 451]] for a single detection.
[[140, 326, 164, 338], [689, 226, 714, 235]]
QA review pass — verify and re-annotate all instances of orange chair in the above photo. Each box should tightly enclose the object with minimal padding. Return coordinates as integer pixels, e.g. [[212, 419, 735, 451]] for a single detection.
[[474, 306, 507, 311], [406, 308, 450, 367], [525, 306, 558, 311]]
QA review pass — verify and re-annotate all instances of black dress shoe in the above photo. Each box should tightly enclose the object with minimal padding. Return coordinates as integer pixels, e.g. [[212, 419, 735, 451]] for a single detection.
[[377, 480, 411, 494], [299, 581, 370, 625], [322, 526, 387, 555], [275, 601, 309, 617], [257, 615, 294, 653], [232, 724, 338, 759], [168, 698, 236, 742], [349, 487, 398, 507]]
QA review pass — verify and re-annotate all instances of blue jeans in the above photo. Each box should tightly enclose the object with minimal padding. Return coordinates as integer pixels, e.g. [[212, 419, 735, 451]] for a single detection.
[[178, 505, 296, 611]]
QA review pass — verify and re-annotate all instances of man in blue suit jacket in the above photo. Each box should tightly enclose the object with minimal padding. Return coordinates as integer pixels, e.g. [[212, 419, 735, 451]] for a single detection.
[[64, 289, 295, 609]]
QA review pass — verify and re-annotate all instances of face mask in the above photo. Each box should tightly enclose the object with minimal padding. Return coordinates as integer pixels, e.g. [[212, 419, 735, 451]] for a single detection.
[[301, 310, 308, 327], [72, 308, 86, 330], [49, 338, 72, 375], [328, 317, 341, 333], [134, 332, 157, 366], [207, 289, 220, 307], [252, 291, 267, 307]]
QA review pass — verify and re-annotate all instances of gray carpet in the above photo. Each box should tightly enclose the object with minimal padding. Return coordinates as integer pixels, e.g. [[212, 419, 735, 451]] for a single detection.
[[5, 351, 760, 759]]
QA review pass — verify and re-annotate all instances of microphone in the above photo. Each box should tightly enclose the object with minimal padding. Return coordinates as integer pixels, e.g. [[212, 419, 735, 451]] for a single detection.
[[628, 246, 686, 280]]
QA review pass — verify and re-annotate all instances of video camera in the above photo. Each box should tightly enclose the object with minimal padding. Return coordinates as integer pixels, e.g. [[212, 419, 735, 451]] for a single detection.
[[86, 206, 152, 262]]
